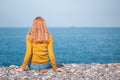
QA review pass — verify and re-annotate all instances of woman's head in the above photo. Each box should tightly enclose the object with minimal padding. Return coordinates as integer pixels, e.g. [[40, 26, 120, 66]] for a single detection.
[[27, 16, 50, 43]]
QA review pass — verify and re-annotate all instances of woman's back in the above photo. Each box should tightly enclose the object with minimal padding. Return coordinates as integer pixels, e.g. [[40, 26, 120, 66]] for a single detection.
[[30, 35, 52, 64], [21, 34, 58, 70]]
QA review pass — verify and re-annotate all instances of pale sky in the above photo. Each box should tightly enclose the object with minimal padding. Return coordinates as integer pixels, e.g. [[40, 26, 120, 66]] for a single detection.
[[0, 0, 120, 27]]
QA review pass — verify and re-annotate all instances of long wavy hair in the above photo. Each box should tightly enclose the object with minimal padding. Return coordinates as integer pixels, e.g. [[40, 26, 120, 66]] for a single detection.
[[27, 17, 50, 43]]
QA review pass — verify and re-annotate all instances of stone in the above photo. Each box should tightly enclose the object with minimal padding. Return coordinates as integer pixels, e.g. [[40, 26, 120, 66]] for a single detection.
[[0, 63, 120, 80]]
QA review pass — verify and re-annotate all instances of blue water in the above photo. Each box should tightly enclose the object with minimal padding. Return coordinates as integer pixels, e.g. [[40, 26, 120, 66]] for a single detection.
[[0, 27, 120, 66]]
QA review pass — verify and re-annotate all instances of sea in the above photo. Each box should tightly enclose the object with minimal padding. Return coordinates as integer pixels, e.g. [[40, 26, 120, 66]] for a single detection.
[[0, 27, 120, 66]]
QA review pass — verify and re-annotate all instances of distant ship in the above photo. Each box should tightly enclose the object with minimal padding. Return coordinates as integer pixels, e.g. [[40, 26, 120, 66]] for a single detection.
[[71, 26, 76, 28]]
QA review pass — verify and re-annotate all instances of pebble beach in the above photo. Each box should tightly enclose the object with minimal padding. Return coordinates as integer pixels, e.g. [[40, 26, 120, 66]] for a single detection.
[[0, 63, 120, 80]]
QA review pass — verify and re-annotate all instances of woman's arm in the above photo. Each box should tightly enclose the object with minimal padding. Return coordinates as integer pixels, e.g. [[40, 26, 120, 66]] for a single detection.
[[21, 38, 32, 70], [16, 38, 32, 71], [48, 35, 58, 70], [48, 35, 66, 72]]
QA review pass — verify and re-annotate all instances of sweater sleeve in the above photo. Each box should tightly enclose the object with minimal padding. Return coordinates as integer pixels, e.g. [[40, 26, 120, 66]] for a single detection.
[[21, 39, 32, 70], [48, 35, 58, 70]]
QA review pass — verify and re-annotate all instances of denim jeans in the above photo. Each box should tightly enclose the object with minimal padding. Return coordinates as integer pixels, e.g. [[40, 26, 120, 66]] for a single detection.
[[28, 62, 52, 70]]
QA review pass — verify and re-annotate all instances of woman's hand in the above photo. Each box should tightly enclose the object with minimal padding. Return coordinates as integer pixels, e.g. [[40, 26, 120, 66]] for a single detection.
[[16, 68, 23, 72], [57, 68, 65, 72]]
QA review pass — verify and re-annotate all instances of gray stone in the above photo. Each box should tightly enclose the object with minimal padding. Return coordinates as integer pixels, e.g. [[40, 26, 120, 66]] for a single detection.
[[0, 63, 120, 80]]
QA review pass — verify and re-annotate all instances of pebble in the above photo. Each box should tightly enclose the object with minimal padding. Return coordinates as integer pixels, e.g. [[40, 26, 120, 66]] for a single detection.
[[0, 63, 120, 80]]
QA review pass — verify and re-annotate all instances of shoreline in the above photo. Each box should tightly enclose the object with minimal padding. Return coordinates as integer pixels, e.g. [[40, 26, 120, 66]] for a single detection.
[[0, 63, 120, 80]]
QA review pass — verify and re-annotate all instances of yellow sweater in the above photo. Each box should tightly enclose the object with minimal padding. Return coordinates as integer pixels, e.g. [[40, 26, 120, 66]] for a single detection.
[[21, 35, 58, 70]]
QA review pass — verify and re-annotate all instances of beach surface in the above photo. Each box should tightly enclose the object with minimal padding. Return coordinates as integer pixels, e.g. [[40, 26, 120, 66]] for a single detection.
[[0, 63, 120, 80]]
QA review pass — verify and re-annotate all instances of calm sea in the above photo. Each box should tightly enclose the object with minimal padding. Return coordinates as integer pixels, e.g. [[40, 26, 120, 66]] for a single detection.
[[0, 27, 120, 66]]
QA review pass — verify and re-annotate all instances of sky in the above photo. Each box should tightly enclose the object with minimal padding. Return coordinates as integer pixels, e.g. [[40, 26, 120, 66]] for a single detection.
[[0, 0, 120, 27]]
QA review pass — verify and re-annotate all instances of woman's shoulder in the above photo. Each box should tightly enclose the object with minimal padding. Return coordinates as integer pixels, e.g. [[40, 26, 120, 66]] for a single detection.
[[49, 34, 52, 37], [49, 34, 53, 40], [26, 35, 29, 39], [26, 35, 32, 42]]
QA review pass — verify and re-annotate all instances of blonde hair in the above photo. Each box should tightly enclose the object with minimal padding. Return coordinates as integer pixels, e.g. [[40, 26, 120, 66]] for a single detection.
[[27, 17, 50, 43]]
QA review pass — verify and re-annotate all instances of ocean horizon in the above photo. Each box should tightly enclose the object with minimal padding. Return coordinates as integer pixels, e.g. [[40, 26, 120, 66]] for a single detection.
[[0, 27, 120, 66]]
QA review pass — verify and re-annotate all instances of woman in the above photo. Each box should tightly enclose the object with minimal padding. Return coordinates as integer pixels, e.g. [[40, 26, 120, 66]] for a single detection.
[[16, 17, 64, 72]]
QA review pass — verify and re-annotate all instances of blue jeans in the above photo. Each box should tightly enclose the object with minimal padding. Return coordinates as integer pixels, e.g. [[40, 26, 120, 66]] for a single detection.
[[28, 62, 52, 70]]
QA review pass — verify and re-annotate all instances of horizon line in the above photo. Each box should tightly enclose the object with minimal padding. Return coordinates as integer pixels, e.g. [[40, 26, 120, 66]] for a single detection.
[[0, 26, 120, 28]]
